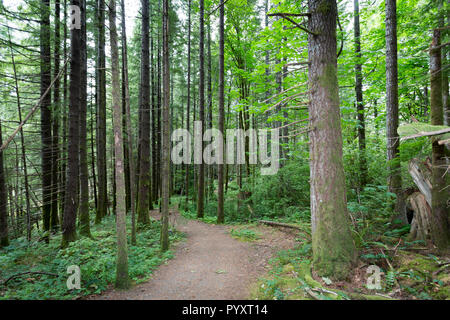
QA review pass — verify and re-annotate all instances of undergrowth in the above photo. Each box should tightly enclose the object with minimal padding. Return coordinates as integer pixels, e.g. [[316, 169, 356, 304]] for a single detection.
[[0, 215, 182, 300]]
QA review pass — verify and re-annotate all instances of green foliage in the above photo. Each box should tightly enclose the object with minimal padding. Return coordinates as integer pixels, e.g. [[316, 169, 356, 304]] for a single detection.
[[0, 215, 181, 300], [230, 227, 261, 242]]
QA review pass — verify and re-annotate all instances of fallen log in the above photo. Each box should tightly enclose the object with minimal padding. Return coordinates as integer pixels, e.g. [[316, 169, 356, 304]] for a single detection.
[[258, 220, 302, 230]]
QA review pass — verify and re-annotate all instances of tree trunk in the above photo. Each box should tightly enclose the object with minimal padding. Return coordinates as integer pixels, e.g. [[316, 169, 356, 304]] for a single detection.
[[217, 0, 225, 224], [121, 0, 136, 245], [0, 120, 9, 247], [62, 0, 82, 247], [137, 0, 151, 226], [354, 0, 367, 187], [79, 0, 91, 237], [429, 29, 450, 251], [109, 0, 130, 288], [185, 0, 192, 205], [51, 0, 61, 232], [308, 0, 357, 280], [160, 0, 170, 252], [385, 0, 404, 219], [96, 0, 108, 224], [40, 0, 52, 243], [197, 0, 205, 218]]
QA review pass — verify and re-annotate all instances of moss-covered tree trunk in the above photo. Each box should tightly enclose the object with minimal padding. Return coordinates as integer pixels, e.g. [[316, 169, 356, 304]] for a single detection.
[[307, 0, 357, 280], [109, 0, 130, 288], [429, 29, 450, 251]]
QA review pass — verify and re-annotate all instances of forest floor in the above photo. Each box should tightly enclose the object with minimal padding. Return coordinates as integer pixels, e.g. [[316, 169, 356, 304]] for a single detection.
[[89, 209, 297, 300]]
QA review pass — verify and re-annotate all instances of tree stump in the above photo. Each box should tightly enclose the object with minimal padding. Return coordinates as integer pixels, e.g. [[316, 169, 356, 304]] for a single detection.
[[408, 192, 432, 241]]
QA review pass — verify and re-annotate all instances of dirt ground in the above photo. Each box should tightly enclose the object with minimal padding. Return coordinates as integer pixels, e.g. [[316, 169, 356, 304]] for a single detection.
[[89, 211, 297, 300]]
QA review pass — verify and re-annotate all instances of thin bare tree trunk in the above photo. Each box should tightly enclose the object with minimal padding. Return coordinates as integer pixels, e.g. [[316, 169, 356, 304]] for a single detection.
[[96, 0, 108, 224], [51, 0, 61, 232], [79, 0, 91, 237], [185, 0, 192, 206], [161, 0, 170, 252], [0, 120, 9, 247], [121, 0, 136, 245], [217, 0, 225, 224], [197, 0, 205, 218], [109, 0, 130, 288], [354, 0, 367, 187]]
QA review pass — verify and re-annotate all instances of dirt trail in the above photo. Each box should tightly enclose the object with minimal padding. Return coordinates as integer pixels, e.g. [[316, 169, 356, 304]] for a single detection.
[[91, 210, 296, 300]]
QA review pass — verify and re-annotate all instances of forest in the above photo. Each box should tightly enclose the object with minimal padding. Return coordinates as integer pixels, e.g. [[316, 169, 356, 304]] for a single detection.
[[0, 0, 449, 302]]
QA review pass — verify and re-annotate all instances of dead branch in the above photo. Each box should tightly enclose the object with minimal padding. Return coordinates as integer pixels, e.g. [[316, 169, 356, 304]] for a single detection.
[[268, 13, 318, 36], [280, 128, 312, 139], [265, 92, 309, 113], [0, 58, 69, 152], [275, 119, 310, 130], [268, 13, 311, 17], [400, 128, 450, 142], [1, 271, 59, 286]]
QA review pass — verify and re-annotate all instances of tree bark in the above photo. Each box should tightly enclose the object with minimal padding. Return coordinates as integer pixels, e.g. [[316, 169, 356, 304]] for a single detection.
[[385, 0, 404, 219], [96, 0, 108, 224], [79, 0, 91, 238], [40, 0, 52, 242], [185, 0, 192, 205], [121, 0, 136, 245], [62, 0, 82, 248], [217, 0, 225, 224], [197, 0, 205, 218], [429, 29, 450, 251], [161, 0, 170, 252], [51, 0, 61, 232], [308, 0, 357, 280], [137, 0, 152, 226], [109, 0, 130, 288], [354, 0, 367, 187], [0, 120, 9, 247]]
